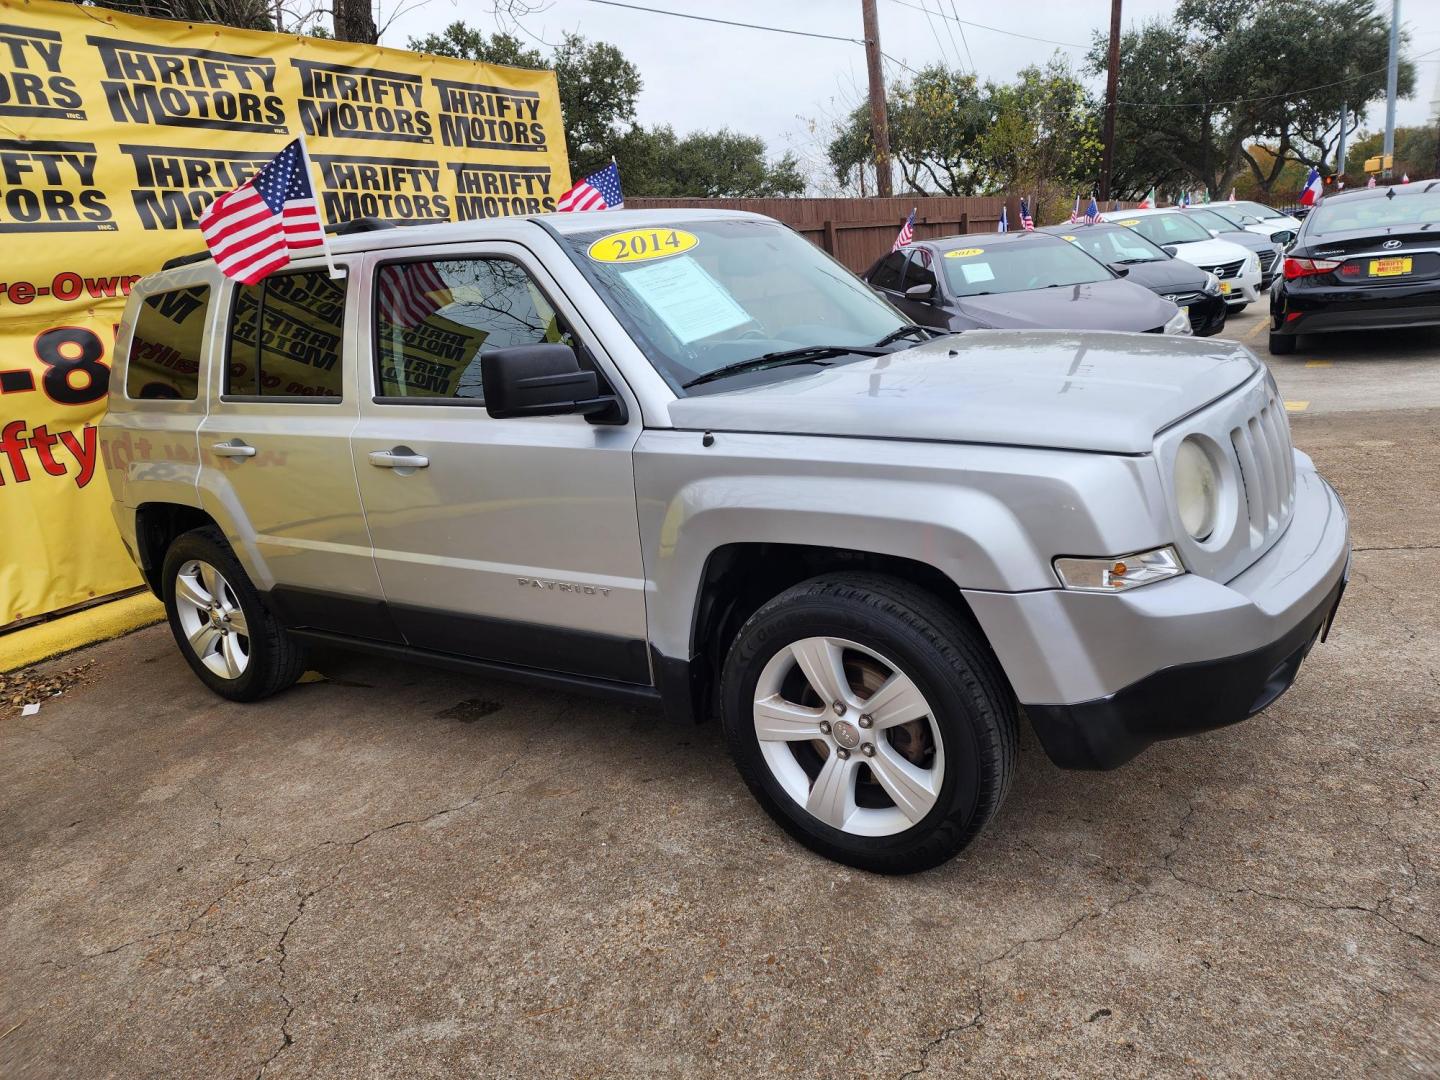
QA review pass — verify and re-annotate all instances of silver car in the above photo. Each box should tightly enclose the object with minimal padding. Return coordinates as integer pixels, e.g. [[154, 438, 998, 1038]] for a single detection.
[[101, 210, 1351, 873]]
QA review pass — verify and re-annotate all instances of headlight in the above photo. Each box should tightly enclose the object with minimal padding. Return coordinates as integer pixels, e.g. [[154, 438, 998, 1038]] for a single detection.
[[1054, 546, 1184, 592], [1163, 308, 1192, 335], [1245, 253, 1259, 273], [1203, 272, 1221, 294], [1174, 436, 1219, 540]]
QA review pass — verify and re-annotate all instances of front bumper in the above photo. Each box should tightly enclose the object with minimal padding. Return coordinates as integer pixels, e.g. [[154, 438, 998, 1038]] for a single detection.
[[1223, 268, 1262, 305], [964, 460, 1350, 769]]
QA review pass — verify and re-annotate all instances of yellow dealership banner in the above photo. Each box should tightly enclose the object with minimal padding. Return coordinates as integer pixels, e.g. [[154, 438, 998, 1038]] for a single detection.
[[0, 0, 570, 627]]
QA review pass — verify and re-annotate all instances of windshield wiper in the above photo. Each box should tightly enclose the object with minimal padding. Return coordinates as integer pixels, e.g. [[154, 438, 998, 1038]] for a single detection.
[[871, 324, 937, 347], [681, 344, 885, 389]]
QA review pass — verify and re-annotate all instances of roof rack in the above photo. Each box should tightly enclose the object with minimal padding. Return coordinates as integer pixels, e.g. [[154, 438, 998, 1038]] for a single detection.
[[158, 217, 400, 272], [326, 217, 397, 236]]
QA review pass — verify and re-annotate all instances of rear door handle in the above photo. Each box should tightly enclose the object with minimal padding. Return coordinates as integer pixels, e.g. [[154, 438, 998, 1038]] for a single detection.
[[212, 440, 256, 458], [368, 448, 429, 469]]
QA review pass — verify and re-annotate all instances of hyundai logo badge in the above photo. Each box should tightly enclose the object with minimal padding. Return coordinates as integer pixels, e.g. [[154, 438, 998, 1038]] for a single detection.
[[1383, 239, 1402, 249]]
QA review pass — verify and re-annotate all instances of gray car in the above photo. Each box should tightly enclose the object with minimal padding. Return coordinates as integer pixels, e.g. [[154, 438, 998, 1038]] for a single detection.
[[101, 209, 1351, 873]]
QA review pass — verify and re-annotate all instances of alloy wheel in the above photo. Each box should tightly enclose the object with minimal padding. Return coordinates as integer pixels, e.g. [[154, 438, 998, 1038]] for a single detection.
[[173, 559, 251, 680]]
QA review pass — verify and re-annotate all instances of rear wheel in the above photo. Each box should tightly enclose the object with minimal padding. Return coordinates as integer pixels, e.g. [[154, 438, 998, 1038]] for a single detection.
[[162, 528, 306, 702], [1268, 331, 1297, 355], [720, 574, 1016, 874]]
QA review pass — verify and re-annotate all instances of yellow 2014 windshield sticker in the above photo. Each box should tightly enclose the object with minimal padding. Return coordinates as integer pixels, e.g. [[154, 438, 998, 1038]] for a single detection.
[[1061, 235, 1077, 242], [588, 228, 698, 264], [943, 247, 985, 258], [1116, 219, 1142, 226]]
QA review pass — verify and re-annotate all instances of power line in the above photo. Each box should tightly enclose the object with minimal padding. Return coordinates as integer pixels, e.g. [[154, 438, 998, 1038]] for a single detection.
[[580, 0, 867, 44], [886, 0, 1088, 50], [1119, 45, 1440, 109], [947, 0, 977, 74]]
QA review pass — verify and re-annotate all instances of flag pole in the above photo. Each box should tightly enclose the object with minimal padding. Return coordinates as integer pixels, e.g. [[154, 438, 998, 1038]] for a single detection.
[[296, 130, 342, 279]]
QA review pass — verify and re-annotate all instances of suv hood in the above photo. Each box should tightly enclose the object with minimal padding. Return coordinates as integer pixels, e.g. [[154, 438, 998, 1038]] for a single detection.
[[667, 331, 1260, 454], [1172, 237, 1254, 268]]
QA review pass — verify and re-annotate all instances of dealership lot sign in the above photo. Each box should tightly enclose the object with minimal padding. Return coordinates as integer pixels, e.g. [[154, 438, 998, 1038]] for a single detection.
[[0, 0, 568, 626]]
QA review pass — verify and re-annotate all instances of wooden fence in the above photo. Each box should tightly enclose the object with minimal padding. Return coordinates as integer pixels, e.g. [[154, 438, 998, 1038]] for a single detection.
[[624, 196, 1008, 273]]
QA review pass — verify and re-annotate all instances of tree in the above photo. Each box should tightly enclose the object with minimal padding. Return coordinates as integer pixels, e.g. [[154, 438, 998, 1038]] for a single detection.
[[333, 0, 376, 43], [1345, 126, 1438, 183], [614, 126, 803, 198], [1092, 0, 1412, 199], [408, 24, 641, 177], [91, 0, 273, 30]]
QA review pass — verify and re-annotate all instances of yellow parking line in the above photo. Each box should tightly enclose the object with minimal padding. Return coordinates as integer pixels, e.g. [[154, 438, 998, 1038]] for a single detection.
[[1305, 360, 1332, 368], [1285, 401, 1309, 412]]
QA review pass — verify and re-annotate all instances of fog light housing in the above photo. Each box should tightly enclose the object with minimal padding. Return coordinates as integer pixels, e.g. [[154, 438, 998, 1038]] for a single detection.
[[1054, 546, 1185, 592]]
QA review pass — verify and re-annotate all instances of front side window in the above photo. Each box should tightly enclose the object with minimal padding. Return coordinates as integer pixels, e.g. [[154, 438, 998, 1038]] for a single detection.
[[227, 270, 345, 399], [939, 239, 1112, 297], [904, 249, 937, 291], [557, 219, 907, 393], [374, 257, 576, 401], [1125, 213, 1213, 246], [127, 286, 210, 400]]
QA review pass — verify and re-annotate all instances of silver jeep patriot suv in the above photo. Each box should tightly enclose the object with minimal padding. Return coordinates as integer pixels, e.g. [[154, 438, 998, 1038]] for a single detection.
[[101, 210, 1350, 873]]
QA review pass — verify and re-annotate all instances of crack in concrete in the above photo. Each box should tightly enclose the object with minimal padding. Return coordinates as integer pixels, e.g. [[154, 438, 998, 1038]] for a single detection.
[[1350, 544, 1440, 553], [896, 987, 984, 1080]]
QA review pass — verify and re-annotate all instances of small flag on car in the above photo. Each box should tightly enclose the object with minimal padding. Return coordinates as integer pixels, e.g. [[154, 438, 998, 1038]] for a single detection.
[[556, 161, 625, 212], [1228, 188, 1237, 201], [1084, 195, 1100, 224], [1138, 187, 1155, 209], [892, 207, 916, 251], [1299, 166, 1322, 206], [1019, 197, 1035, 231], [998, 205, 1008, 233], [1367, 175, 1377, 188], [1069, 195, 1081, 224], [199, 137, 332, 285]]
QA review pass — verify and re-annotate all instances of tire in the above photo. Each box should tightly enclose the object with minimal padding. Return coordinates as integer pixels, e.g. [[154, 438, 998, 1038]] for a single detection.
[[1268, 331, 1297, 355], [720, 573, 1017, 874], [161, 526, 306, 702]]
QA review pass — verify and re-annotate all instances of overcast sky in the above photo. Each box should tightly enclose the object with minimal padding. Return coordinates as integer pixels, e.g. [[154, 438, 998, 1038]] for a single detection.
[[384, 0, 1440, 183]]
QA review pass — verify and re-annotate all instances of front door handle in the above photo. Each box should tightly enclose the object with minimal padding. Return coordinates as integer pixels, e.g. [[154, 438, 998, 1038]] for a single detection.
[[369, 448, 430, 470], [212, 439, 256, 458]]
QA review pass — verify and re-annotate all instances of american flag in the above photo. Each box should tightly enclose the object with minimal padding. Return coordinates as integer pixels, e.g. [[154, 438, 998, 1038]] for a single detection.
[[556, 162, 625, 212], [1084, 195, 1100, 224], [378, 260, 450, 329], [1019, 197, 1034, 231], [891, 207, 916, 251], [199, 139, 326, 284], [1069, 195, 1081, 224]]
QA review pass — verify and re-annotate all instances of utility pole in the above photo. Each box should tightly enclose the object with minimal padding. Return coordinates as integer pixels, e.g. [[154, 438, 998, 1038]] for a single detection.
[[861, 0, 894, 198], [1337, 101, 1349, 178], [1099, 0, 1122, 201], [1383, 0, 1400, 179]]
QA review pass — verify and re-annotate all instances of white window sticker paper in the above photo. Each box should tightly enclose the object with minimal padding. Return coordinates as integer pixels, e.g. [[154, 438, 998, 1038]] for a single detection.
[[960, 262, 996, 285], [618, 256, 751, 343]]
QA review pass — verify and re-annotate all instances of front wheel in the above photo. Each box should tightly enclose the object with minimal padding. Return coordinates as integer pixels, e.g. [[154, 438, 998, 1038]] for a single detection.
[[162, 527, 307, 702], [720, 574, 1017, 874]]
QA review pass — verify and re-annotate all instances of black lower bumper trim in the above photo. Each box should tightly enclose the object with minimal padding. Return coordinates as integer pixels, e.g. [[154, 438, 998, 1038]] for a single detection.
[[1026, 570, 1348, 770]]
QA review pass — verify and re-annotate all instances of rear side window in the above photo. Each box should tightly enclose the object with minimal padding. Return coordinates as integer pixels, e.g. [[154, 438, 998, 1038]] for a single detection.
[[373, 257, 576, 402], [226, 270, 346, 399], [870, 251, 907, 290], [127, 286, 210, 400]]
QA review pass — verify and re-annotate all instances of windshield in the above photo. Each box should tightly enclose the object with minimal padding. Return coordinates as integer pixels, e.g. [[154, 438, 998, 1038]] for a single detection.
[[1231, 201, 1286, 220], [1308, 192, 1440, 234], [938, 239, 1111, 296], [1118, 212, 1212, 246], [1184, 209, 1235, 233], [1059, 227, 1168, 265], [556, 218, 906, 393], [1206, 206, 1263, 227]]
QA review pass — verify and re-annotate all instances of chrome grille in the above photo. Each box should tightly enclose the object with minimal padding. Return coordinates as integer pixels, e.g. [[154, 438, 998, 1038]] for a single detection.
[[1209, 259, 1246, 279], [1230, 396, 1296, 536], [1257, 250, 1278, 274], [1164, 291, 1204, 305]]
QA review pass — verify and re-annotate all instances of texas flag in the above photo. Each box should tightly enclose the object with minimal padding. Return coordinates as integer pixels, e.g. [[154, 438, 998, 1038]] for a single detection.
[[1299, 166, 1323, 206]]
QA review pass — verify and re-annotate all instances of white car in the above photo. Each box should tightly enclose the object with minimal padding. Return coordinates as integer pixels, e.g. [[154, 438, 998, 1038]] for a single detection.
[[1104, 209, 1262, 309], [1207, 202, 1301, 245]]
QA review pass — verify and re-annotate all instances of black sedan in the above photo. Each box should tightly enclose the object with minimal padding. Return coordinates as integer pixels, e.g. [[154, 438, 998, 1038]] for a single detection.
[[864, 231, 1189, 336], [1180, 207, 1286, 290], [1038, 222, 1227, 336], [1269, 182, 1440, 354]]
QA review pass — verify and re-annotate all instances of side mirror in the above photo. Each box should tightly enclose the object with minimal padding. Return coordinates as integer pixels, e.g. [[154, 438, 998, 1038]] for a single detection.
[[905, 282, 935, 300], [1113, 266, 1130, 278], [482, 343, 625, 424], [1208, 228, 1221, 238], [1162, 244, 1179, 257]]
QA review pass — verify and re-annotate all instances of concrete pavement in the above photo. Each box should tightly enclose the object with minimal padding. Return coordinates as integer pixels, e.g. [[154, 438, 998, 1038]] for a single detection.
[[1, 336, 1437, 1079]]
